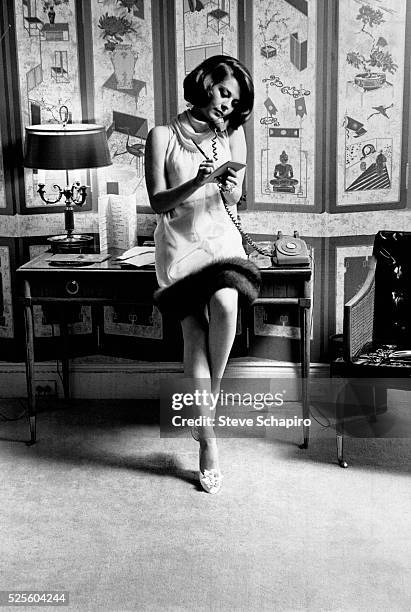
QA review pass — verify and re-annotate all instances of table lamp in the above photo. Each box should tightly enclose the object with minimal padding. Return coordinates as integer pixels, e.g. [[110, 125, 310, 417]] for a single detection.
[[23, 106, 112, 252]]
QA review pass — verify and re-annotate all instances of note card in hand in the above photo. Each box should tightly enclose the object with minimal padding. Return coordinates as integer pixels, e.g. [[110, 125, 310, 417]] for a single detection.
[[206, 161, 246, 183]]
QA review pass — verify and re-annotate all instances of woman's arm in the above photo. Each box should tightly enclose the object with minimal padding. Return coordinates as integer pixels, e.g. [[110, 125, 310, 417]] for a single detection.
[[223, 125, 247, 206], [144, 126, 215, 214]]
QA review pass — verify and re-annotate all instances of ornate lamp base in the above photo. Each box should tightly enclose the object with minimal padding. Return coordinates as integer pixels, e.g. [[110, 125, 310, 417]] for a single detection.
[[47, 234, 94, 253]]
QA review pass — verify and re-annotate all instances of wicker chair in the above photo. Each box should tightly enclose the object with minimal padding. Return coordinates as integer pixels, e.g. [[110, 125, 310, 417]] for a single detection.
[[331, 231, 411, 467]]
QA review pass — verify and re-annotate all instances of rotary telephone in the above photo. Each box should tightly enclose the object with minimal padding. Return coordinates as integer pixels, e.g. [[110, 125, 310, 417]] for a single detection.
[[232, 213, 310, 266], [220, 190, 310, 266]]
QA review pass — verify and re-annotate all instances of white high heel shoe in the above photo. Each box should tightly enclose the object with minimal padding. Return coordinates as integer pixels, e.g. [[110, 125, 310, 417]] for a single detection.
[[191, 427, 223, 494], [199, 464, 223, 495]]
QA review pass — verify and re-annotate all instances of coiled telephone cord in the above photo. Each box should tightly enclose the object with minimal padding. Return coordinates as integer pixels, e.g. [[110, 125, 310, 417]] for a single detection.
[[212, 127, 272, 258], [219, 188, 273, 258]]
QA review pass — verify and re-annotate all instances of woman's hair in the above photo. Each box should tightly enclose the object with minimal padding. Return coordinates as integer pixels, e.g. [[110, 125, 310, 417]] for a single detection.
[[183, 55, 254, 130]]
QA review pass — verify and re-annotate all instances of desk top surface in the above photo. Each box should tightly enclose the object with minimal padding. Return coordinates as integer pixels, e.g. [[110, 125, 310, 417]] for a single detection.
[[17, 249, 312, 276]]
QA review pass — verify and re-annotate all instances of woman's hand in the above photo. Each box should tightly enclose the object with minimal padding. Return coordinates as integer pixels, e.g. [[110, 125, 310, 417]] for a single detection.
[[218, 167, 238, 194], [194, 160, 215, 187]]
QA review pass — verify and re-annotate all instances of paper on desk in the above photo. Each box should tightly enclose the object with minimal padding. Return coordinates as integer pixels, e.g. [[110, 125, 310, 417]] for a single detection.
[[119, 251, 156, 267], [115, 246, 156, 261]]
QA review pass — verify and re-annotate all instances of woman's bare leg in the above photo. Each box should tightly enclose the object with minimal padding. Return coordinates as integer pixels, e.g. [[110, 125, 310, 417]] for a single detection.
[[181, 311, 219, 473], [208, 288, 238, 395], [181, 310, 210, 380]]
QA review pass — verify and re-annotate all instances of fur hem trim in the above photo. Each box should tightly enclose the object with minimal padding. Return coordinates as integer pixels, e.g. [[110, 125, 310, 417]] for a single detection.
[[153, 257, 261, 320]]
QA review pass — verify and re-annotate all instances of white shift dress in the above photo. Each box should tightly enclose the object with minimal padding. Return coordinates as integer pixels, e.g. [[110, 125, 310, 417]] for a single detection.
[[154, 110, 246, 288]]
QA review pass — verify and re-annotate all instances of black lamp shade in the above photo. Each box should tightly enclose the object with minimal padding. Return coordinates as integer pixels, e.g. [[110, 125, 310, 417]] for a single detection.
[[24, 123, 112, 170]]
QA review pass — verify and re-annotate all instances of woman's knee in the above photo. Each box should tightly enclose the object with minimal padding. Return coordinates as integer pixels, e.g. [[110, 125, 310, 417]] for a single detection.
[[209, 288, 238, 319]]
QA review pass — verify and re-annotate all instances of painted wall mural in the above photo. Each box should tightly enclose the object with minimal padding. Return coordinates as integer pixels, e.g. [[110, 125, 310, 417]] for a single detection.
[[253, 0, 317, 207], [90, 0, 156, 337], [91, 0, 154, 204], [175, 0, 238, 112], [336, 0, 407, 206], [16, 0, 83, 209], [104, 303, 163, 339], [14, 0, 154, 212]]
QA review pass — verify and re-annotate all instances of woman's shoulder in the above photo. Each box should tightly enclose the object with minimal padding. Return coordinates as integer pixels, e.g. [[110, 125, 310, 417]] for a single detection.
[[147, 124, 172, 145]]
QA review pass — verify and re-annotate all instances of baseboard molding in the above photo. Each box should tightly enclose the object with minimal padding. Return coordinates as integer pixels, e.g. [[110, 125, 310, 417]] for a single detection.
[[0, 358, 330, 399]]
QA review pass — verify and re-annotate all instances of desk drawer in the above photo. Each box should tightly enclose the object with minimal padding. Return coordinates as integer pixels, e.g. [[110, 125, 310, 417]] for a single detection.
[[260, 276, 305, 298], [27, 272, 158, 301]]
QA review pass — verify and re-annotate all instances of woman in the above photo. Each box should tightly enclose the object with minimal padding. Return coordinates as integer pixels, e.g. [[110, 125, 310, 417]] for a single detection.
[[145, 55, 259, 494]]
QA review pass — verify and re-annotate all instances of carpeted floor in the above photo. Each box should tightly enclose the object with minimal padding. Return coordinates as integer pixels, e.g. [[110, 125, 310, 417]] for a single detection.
[[0, 398, 410, 612]]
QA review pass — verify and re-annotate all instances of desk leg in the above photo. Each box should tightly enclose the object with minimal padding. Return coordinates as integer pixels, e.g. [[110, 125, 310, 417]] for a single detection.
[[299, 304, 311, 449], [24, 303, 36, 445], [60, 322, 70, 400]]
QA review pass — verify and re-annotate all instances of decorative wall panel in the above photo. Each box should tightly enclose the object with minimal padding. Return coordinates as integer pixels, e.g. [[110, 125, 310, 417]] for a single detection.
[[90, 0, 154, 205], [175, 0, 239, 112], [336, 0, 407, 207], [15, 0, 84, 211], [252, 0, 317, 207], [104, 304, 163, 339]]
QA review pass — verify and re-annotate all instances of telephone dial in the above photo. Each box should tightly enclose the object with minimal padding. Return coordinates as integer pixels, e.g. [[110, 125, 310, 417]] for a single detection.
[[271, 231, 310, 266]]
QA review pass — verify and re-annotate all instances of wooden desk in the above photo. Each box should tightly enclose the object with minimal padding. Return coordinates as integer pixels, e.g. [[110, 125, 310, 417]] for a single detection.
[[17, 250, 313, 446]]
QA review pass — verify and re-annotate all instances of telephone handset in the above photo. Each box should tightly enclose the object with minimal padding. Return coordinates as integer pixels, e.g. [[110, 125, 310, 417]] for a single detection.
[[212, 116, 227, 132]]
